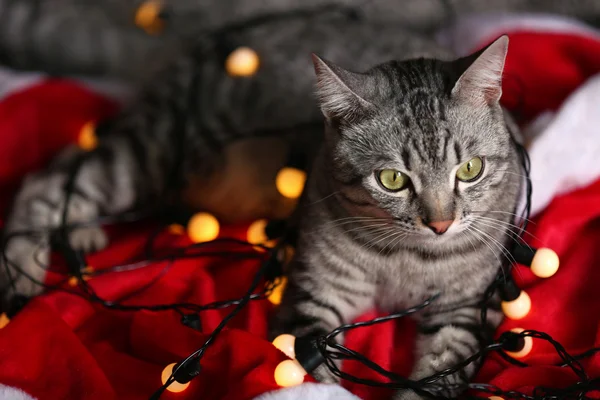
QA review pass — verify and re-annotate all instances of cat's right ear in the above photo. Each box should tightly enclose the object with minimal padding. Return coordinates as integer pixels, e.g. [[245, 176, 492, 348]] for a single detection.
[[311, 54, 375, 123]]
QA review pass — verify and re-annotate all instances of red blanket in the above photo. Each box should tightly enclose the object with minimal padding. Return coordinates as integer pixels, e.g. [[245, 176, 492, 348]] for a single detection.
[[1, 27, 600, 400]]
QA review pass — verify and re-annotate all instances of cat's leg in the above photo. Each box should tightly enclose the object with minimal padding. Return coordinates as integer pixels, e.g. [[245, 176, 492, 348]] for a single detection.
[[269, 256, 376, 384], [0, 135, 163, 307], [394, 305, 503, 400]]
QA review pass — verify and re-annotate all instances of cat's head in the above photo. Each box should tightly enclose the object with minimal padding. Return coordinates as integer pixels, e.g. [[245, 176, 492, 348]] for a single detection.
[[312, 36, 521, 251]]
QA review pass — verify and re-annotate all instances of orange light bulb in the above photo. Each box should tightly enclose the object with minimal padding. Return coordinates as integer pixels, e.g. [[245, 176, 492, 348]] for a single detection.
[[504, 328, 533, 359], [247, 219, 276, 247], [135, 0, 165, 35], [187, 212, 220, 243], [78, 121, 98, 151], [226, 47, 260, 77], [274, 359, 306, 387], [272, 333, 296, 359], [501, 290, 531, 320], [268, 276, 288, 306], [489, 397, 505, 400], [161, 363, 190, 393], [530, 248, 559, 278], [276, 167, 306, 199], [0, 313, 9, 329]]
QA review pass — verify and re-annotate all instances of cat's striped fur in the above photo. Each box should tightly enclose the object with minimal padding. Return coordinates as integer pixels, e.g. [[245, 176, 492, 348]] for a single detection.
[[269, 37, 521, 399]]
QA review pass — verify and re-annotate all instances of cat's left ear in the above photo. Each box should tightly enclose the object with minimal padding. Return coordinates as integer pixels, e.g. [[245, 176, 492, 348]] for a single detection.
[[452, 35, 509, 106], [311, 54, 376, 122]]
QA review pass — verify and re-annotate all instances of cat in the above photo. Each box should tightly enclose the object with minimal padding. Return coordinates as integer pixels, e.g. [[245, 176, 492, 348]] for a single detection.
[[269, 35, 522, 400], [0, 11, 448, 305]]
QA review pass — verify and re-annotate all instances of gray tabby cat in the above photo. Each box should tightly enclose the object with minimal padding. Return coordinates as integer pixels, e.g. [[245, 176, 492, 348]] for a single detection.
[[269, 35, 521, 399]]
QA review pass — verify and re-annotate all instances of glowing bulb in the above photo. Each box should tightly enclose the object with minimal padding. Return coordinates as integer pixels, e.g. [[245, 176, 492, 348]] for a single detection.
[[530, 248, 559, 278], [135, 0, 164, 35], [78, 122, 98, 151], [226, 47, 260, 77], [501, 290, 531, 320], [0, 313, 9, 329], [187, 212, 220, 243], [276, 167, 307, 199], [274, 359, 306, 387], [489, 397, 505, 400], [504, 328, 533, 359], [168, 224, 185, 235], [268, 276, 288, 305], [247, 219, 276, 248], [272, 334, 296, 359], [161, 363, 190, 393]]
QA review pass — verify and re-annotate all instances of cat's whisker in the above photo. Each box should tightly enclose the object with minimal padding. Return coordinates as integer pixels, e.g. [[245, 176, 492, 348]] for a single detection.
[[378, 232, 408, 256], [464, 225, 507, 283], [472, 220, 530, 254], [364, 226, 406, 250], [471, 210, 536, 225], [473, 216, 542, 244], [469, 225, 518, 268]]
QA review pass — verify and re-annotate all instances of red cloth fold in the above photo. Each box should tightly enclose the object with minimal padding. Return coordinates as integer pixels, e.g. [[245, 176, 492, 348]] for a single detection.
[[0, 30, 600, 400]]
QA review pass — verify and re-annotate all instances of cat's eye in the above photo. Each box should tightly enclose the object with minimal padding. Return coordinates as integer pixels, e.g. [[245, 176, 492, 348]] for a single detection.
[[456, 157, 484, 182], [377, 169, 409, 192]]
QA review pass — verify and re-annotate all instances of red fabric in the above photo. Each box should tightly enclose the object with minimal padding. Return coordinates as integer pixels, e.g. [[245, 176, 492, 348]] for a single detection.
[[0, 30, 600, 400]]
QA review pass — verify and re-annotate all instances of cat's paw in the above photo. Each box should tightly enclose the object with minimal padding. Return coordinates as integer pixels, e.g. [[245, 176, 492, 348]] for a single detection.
[[0, 235, 49, 308], [309, 363, 340, 384], [392, 390, 426, 400], [69, 227, 108, 253]]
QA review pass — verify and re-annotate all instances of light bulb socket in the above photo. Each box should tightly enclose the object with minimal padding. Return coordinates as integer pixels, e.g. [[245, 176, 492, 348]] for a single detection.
[[499, 277, 521, 302], [172, 360, 202, 384], [265, 220, 287, 240], [512, 243, 536, 267], [294, 335, 324, 373], [180, 313, 201, 331], [499, 330, 526, 353]]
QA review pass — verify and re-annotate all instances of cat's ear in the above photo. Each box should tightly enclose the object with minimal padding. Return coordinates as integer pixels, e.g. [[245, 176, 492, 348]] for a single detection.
[[452, 35, 509, 106], [311, 54, 375, 122]]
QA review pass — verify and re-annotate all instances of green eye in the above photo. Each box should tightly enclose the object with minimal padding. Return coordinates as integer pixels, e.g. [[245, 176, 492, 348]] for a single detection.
[[377, 169, 409, 192], [456, 157, 484, 182]]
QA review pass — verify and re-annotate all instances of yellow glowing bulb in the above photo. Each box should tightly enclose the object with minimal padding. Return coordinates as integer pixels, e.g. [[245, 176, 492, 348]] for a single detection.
[[504, 328, 533, 359], [530, 248, 559, 278], [161, 363, 190, 393], [0, 313, 9, 329], [272, 333, 296, 359], [226, 47, 260, 77], [268, 276, 288, 306], [501, 290, 531, 320], [135, 0, 165, 35], [168, 224, 185, 235], [276, 167, 307, 199], [187, 212, 220, 243], [78, 122, 98, 151], [489, 397, 505, 400], [247, 219, 276, 247], [274, 359, 306, 387]]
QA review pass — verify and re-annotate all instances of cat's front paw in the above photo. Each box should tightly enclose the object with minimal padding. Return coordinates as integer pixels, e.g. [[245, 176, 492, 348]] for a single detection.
[[309, 363, 340, 385], [0, 235, 49, 308], [69, 227, 108, 253]]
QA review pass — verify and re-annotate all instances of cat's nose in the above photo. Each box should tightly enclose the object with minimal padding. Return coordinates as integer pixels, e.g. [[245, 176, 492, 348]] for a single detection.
[[426, 220, 453, 235]]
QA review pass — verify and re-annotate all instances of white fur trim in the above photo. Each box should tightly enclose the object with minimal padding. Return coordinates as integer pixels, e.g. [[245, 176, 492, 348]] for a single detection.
[[526, 73, 600, 215], [253, 383, 360, 400], [0, 385, 36, 400]]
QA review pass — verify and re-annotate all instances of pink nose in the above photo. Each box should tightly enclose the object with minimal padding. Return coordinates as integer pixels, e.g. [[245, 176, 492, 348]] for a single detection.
[[427, 220, 453, 235]]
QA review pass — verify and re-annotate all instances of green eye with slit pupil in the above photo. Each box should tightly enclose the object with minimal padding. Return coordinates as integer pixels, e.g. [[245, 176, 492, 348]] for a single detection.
[[378, 169, 409, 191], [456, 157, 484, 182]]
